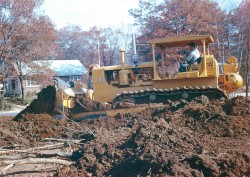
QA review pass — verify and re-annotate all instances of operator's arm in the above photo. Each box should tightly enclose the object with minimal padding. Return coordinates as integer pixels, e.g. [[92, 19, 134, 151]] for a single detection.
[[184, 51, 194, 62], [185, 50, 200, 62]]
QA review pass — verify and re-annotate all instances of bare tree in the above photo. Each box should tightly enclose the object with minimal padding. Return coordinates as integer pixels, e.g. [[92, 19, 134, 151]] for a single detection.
[[56, 25, 134, 68], [234, 0, 250, 94], [0, 0, 57, 102]]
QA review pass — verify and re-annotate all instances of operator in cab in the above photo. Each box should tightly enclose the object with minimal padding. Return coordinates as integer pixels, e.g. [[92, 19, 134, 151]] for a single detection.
[[179, 42, 200, 72]]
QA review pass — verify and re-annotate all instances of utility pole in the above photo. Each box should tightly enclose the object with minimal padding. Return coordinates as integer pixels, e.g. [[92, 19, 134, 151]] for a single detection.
[[246, 52, 249, 97], [97, 43, 101, 66], [132, 33, 137, 62], [246, 27, 250, 97]]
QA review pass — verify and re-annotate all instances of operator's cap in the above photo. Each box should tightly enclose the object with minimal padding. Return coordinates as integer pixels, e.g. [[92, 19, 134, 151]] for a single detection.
[[188, 42, 196, 47]]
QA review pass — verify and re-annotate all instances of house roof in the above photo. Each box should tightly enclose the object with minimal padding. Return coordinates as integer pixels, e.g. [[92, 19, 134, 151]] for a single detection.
[[22, 60, 87, 77], [48, 60, 87, 76]]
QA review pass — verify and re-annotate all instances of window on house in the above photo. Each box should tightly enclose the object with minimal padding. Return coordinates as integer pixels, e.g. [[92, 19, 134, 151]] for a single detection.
[[70, 76, 81, 81], [26, 79, 39, 87]]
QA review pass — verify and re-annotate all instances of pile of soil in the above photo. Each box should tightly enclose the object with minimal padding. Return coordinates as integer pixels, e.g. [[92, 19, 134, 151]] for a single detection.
[[57, 97, 249, 177], [12, 85, 108, 119], [0, 114, 65, 146], [223, 96, 250, 115], [0, 96, 249, 176], [14, 86, 56, 121]]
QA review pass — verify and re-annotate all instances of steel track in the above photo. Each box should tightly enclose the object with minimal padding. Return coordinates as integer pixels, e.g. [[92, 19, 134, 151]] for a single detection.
[[113, 86, 228, 104]]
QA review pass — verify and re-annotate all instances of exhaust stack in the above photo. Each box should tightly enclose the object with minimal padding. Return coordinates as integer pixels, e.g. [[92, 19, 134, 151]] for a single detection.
[[120, 48, 125, 66]]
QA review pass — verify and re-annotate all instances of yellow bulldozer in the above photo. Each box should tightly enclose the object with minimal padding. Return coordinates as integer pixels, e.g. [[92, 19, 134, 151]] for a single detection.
[[61, 35, 243, 119]]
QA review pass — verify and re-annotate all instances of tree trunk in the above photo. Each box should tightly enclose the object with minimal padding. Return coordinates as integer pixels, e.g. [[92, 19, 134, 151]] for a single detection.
[[19, 75, 24, 103], [16, 60, 25, 103], [247, 55, 249, 97]]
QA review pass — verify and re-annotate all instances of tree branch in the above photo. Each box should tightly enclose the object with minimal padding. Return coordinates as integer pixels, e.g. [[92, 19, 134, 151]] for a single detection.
[[0, 143, 65, 154], [0, 158, 74, 166]]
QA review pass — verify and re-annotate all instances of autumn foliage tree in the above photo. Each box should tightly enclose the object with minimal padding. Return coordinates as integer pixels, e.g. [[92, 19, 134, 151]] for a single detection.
[[0, 0, 57, 102], [233, 0, 250, 90], [129, 0, 229, 73], [130, 0, 225, 39]]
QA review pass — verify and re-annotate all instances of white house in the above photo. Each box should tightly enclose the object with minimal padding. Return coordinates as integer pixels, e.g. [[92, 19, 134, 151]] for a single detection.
[[7, 60, 88, 96]]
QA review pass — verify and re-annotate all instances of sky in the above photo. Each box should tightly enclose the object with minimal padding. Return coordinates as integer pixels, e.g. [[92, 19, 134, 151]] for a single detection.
[[41, 0, 243, 31], [41, 0, 139, 30]]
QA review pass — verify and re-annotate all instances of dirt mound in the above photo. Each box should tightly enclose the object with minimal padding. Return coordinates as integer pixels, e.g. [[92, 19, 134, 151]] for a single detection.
[[180, 99, 250, 137], [223, 96, 250, 115], [0, 114, 65, 146], [14, 86, 56, 121], [0, 96, 249, 176], [54, 101, 250, 177], [16, 114, 65, 142]]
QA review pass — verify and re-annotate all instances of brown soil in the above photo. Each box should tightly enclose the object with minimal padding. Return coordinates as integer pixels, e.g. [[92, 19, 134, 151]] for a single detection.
[[0, 88, 249, 177], [72, 97, 108, 114], [14, 86, 56, 121]]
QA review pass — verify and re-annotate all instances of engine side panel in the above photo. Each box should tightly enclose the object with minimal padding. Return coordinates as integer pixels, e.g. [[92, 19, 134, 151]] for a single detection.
[[153, 76, 218, 89], [92, 68, 155, 103]]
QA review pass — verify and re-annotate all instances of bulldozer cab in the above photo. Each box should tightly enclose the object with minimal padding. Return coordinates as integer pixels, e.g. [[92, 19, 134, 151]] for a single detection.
[[148, 35, 215, 79]]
